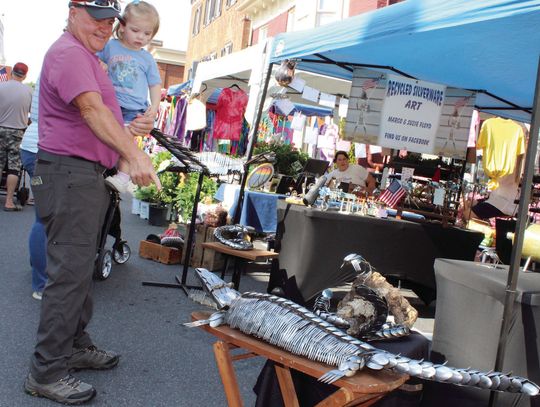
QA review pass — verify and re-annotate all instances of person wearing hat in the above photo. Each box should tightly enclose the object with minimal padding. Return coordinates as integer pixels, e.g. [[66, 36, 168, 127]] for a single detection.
[[23, 1, 160, 404], [0, 61, 32, 211]]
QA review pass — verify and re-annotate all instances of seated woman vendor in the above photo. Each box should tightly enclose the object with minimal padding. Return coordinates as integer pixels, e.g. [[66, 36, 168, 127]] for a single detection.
[[327, 150, 376, 195]]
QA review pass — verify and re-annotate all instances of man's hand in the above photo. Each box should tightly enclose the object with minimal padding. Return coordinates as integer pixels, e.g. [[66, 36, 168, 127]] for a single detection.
[[128, 149, 162, 190], [128, 113, 154, 137]]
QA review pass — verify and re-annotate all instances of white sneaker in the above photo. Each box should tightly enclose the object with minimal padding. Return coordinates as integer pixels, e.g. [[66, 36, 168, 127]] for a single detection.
[[104, 175, 136, 196], [32, 291, 43, 300]]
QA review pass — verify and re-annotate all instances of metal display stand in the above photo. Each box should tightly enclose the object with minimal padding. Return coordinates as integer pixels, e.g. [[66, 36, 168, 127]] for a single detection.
[[142, 129, 210, 295]]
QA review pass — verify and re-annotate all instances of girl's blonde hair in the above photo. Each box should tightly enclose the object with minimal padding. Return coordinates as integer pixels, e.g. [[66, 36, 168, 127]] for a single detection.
[[114, 1, 160, 40]]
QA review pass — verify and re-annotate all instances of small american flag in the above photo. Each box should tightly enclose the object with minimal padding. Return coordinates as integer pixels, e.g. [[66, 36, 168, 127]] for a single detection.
[[379, 179, 406, 208], [362, 78, 379, 90], [0, 67, 8, 82]]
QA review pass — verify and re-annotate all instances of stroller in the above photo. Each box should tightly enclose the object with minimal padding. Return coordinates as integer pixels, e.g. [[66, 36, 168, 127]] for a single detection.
[[93, 184, 132, 280], [0, 163, 30, 206]]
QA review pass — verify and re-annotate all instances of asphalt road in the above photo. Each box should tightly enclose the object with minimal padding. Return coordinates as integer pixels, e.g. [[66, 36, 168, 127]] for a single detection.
[[0, 193, 267, 407]]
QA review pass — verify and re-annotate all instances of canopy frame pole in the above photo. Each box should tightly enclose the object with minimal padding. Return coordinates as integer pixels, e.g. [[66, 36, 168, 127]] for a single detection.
[[488, 55, 540, 406], [233, 61, 274, 225], [473, 89, 532, 113]]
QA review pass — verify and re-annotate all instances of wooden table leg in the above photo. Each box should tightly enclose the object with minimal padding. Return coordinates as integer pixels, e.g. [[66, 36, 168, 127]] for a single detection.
[[315, 388, 383, 407], [213, 341, 243, 407], [274, 363, 300, 407]]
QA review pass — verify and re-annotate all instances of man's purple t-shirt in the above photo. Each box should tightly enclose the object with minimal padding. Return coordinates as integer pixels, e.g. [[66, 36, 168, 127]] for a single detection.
[[38, 32, 123, 169]]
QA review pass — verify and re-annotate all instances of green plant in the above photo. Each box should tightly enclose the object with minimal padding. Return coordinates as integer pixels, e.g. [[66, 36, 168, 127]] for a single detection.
[[253, 141, 308, 176], [174, 173, 218, 220], [134, 151, 181, 205], [133, 150, 218, 219]]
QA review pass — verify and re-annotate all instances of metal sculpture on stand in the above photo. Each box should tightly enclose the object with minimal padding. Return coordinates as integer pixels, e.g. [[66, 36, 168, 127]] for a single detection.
[[185, 268, 539, 395], [313, 254, 416, 341]]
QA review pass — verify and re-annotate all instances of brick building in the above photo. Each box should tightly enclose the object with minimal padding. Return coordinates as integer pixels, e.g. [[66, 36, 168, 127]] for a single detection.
[[148, 40, 186, 90], [185, 0, 405, 80]]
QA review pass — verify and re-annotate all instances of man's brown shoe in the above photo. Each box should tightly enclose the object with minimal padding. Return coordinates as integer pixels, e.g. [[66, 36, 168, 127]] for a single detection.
[[24, 373, 96, 405], [68, 345, 120, 371]]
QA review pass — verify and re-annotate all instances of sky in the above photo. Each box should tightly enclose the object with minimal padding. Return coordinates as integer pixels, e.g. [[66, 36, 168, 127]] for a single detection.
[[0, 0, 191, 82]]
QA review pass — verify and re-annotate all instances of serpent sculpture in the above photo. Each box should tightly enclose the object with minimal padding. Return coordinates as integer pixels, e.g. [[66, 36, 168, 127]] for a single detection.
[[213, 224, 254, 250], [185, 268, 539, 396]]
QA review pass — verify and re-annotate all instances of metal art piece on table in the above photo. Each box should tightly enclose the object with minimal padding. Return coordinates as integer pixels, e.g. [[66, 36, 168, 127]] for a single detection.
[[213, 224, 254, 251], [185, 267, 539, 396]]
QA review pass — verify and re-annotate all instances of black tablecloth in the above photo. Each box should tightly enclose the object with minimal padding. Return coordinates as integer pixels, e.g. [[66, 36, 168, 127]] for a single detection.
[[253, 332, 430, 407], [275, 202, 484, 304]]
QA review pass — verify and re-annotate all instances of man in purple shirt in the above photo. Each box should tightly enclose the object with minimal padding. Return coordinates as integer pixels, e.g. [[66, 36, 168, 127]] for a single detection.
[[24, 1, 160, 404]]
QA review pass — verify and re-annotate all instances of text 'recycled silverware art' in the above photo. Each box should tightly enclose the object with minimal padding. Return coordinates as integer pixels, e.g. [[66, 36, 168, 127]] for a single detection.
[[185, 266, 539, 396]]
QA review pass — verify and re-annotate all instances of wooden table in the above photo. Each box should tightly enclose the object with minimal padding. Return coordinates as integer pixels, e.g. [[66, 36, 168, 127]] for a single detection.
[[201, 242, 279, 289], [192, 311, 408, 407]]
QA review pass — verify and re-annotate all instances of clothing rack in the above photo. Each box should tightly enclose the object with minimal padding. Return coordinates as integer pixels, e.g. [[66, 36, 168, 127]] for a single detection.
[[142, 128, 210, 295]]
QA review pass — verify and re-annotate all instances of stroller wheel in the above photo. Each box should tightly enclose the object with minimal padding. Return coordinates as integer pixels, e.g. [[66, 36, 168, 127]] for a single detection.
[[94, 250, 113, 280], [113, 242, 131, 264]]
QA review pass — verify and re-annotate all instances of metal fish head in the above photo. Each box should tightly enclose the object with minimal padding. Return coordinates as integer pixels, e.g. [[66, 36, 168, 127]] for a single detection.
[[193, 268, 241, 309]]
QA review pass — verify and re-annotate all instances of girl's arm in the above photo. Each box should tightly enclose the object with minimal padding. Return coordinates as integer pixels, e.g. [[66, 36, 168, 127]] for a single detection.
[[148, 84, 162, 118]]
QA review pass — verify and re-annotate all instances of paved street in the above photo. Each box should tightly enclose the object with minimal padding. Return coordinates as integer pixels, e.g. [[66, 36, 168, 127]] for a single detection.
[[0, 193, 267, 407]]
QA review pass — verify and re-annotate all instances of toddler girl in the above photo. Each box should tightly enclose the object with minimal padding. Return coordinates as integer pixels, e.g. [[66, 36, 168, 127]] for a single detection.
[[98, 0, 161, 193]]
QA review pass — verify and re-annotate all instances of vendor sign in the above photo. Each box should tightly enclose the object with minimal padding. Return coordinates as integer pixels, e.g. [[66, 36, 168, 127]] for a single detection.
[[380, 73, 445, 155], [344, 68, 476, 159]]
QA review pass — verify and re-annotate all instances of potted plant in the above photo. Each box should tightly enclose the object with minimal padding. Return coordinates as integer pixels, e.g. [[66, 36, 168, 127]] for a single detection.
[[253, 141, 308, 177], [174, 173, 218, 222], [133, 151, 178, 223], [134, 184, 156, 220]]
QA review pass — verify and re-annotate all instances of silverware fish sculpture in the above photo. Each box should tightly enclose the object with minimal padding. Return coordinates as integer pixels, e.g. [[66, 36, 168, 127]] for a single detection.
[[185, 268, 540, 396]]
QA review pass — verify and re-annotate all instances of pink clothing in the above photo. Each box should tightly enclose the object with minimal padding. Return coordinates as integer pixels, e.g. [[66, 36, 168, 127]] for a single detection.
[[38, 32, 123, 169], [213, 88, 248, 141]]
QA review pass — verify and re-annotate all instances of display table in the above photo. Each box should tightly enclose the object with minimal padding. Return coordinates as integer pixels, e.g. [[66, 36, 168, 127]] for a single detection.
[[200, 242, 279, 289], [275, 202, 484, 303], [191, 311, 409, 407], [215, 184, 285, 233], [423, 259, 540, 407]]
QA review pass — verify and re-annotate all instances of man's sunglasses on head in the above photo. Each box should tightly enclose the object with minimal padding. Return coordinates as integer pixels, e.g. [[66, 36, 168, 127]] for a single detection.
[[69, 0, 121, 12]]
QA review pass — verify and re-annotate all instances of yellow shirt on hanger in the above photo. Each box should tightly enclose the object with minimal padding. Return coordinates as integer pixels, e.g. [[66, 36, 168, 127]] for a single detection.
[[477, 117, 525, 189]]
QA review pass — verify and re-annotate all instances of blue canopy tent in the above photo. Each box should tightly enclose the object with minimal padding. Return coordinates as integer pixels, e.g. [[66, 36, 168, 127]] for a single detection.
[[241, 1, 540, 403], [269, 0, 540, 122]]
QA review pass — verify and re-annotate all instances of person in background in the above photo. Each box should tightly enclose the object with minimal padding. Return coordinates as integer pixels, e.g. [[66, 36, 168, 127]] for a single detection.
[[97, 0, 161, 194], [19, 77, 47, 301], [23, 1, 159, 404], [357, 144, 384, 172], [0, 62, 32, 211], [327, 150, 376, 195]]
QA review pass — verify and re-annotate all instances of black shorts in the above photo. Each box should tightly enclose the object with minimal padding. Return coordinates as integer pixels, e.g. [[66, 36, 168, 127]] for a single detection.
[[471, 200, 506, 220]]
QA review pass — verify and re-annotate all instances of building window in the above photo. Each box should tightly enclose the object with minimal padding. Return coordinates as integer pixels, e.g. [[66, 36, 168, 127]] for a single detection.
[[316, 0, 342, 27], [201, 52, 218, 62], [203, 0, 222, 26], [192, 5, 202, 35], [259, 25, 268, 43], [286, 7, 295, 32], [220, 42, 233, 57]]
